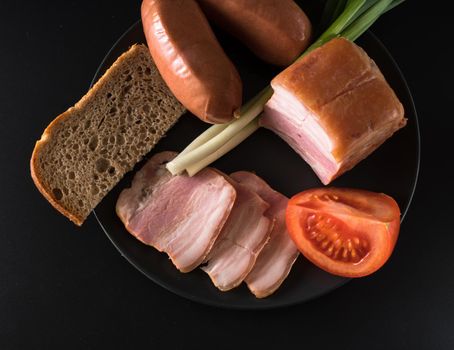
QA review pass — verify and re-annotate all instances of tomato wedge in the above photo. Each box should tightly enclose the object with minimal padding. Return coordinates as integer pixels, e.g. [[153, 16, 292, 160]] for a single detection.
[[286, 188, 401, 277]]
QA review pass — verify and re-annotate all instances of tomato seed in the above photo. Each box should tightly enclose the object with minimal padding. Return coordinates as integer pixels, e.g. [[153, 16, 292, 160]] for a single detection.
[[307, 214, 316, 227], [342, 249, 348, 259], [326, 245, 334, 256]]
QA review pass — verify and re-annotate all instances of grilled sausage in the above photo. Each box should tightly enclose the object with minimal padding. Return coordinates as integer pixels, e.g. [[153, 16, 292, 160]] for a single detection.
[[141, 0, 242, 124], [197, 0, 312, 66]]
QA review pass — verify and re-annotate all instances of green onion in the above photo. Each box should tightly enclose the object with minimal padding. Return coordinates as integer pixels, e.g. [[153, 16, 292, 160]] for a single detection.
[[314, 0, 366, 44], [178, 124, 228, 157], [344, 0, 381, 28], [342, 0, 394, 41], [166, 0, 406, 176], [318, 0, 348, 35], [186, 119, 259, 176], [167, 88, 272, 175], [384, 0, 406, 13]]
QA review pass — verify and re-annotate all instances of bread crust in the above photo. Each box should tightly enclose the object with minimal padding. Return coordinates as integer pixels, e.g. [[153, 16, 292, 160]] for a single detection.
[[30, 44, 183, 226], [30, 108, 85, 225]]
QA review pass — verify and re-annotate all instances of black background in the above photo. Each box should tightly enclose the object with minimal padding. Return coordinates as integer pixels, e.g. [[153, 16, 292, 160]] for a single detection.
[[1, 1, 452, 349]]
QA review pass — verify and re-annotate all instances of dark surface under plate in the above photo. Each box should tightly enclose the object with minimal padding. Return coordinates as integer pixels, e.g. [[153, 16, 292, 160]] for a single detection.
[[92, 22, 420, 309], [6, 0, 454, 348]]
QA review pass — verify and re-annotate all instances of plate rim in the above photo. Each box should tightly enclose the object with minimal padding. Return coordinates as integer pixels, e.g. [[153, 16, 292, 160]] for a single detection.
[[91, 20, 421, 309]]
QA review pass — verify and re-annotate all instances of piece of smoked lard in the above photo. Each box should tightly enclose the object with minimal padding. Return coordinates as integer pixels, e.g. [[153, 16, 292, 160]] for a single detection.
[[260, 38, 407, 185]]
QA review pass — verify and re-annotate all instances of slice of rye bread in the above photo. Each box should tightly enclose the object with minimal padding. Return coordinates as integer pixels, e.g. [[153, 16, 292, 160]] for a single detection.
[[30, 44, 186, 226]]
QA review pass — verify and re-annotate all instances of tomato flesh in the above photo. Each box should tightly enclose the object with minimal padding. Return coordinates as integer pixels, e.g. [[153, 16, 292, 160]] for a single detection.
[[286, 188, 401, 277], [304, 212, 368, 264]]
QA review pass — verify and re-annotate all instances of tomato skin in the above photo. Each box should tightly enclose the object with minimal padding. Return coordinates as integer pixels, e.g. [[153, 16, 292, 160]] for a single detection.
[[286, 188, 401, 278]]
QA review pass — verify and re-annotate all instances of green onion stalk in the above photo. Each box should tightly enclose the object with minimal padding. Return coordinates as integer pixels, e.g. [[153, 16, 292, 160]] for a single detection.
[[166, 0, 405, 176]]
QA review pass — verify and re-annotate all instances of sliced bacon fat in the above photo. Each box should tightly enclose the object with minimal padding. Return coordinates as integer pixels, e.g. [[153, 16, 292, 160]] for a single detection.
[[231, 171, 299, 298], [116, 151, 236, 273], [202, 177, 273, 291]]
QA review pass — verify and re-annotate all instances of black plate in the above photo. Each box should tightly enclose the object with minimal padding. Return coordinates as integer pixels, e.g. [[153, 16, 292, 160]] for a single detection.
[[92, 20, 420, 309]]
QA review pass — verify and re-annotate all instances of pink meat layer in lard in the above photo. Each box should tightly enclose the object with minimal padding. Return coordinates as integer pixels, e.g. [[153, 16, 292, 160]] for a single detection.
[[116, 151, 236, 273], [260, 37, 406, 185], [202, 176, 273, 291], [262, 91, 339, 184], [231, 171, 299, 298]]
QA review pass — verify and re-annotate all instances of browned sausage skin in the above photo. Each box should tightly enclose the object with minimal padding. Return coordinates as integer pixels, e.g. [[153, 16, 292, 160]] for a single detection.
[[141, 0, 242, 124], [197, 0, 312, 66]]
